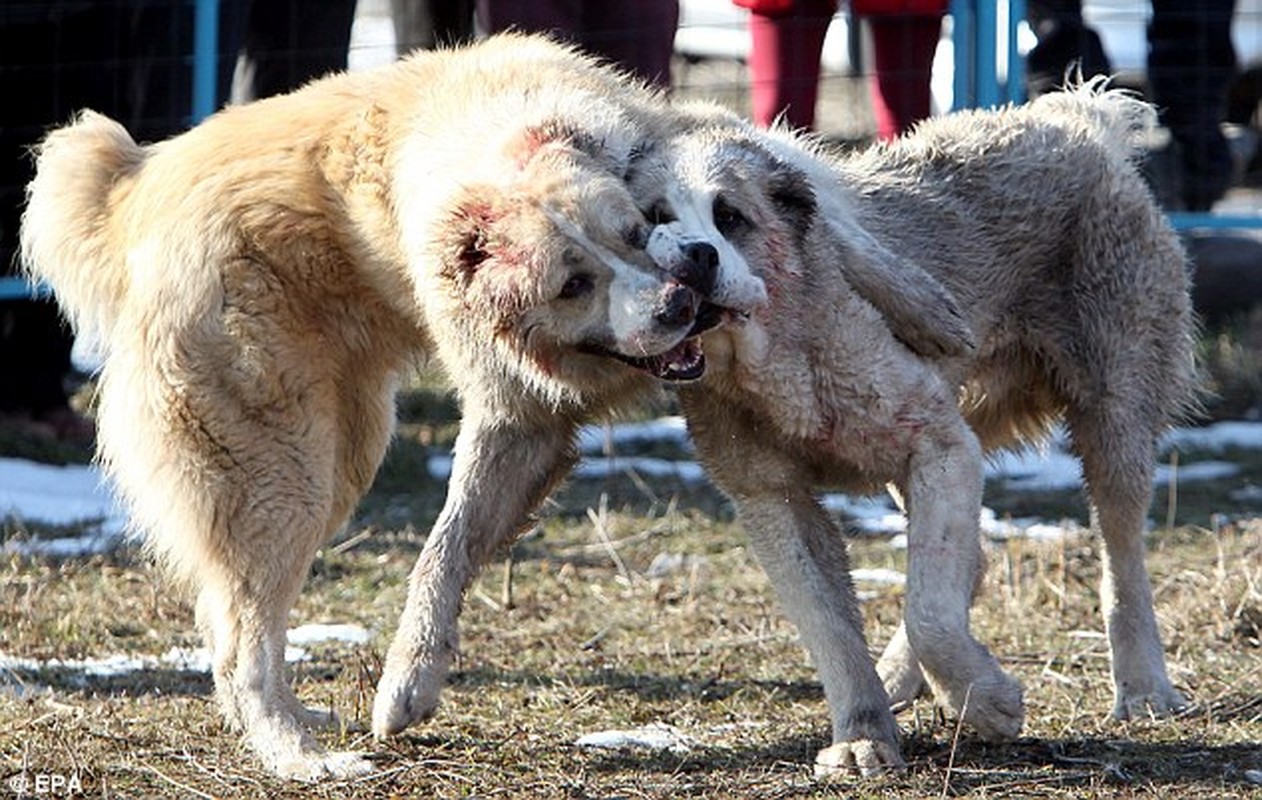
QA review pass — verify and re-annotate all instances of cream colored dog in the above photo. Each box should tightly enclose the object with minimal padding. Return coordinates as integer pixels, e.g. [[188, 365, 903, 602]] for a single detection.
[[644, 84, 1197, 774], [21, 34, 770, 778]]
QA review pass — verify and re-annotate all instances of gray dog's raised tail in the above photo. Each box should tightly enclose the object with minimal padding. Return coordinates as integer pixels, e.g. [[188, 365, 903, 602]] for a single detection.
[[20, 111, 146, 350], [1034, 76, 1159, 167]]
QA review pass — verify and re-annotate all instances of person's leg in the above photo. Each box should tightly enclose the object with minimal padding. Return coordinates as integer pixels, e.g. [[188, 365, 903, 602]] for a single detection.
[[0, 4, 126, 439], [478, 0, 678, 89], [1025, 0, 1111, 96], [232, 0, 357, 104], [747, 0, 836, 129], [1148, 0, 1237, 210], [867, 13, 942, 141], [476, 0, 580, 39], [392, 0, 475, 56], [582, 1, 679, 89]]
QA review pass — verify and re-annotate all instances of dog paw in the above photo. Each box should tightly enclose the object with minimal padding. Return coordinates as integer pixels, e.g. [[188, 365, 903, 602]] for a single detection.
[[273, 750, 375, 781], [814, 739, 906, 778], [296, 706, 341, 731], [372, 667, 441, 738], [951, 671, 1025, 741], [882, 669, 927, 711], [1112, 684, 1188, 721], [283, 696, 342, 731]]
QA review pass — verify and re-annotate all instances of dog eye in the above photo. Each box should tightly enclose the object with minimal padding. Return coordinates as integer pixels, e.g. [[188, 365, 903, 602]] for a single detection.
[[712, 197, 750, 235], [646, 202, 676, 225], [622, 224, 649, 249], [558, 273, 595, 300]]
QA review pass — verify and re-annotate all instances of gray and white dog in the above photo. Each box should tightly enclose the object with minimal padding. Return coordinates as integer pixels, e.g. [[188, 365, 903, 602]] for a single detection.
[[641, 82, 1198, 774]]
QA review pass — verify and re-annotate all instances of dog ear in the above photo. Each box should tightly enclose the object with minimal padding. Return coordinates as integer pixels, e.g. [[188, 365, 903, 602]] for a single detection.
[[439, 197, 528, 290], [510, 119, 603, 166], [767, 160, 817, 231], [445, 201, 495, 281], [436, 195, 541, 321], [828, 215, 976, 357]]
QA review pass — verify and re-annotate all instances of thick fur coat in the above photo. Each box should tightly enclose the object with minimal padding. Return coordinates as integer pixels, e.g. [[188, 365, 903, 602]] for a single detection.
[[21, 34, 750, 778], [654, 84, 1197, 773]]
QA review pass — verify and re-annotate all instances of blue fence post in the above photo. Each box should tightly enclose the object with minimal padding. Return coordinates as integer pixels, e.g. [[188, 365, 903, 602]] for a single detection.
[[974, 0, 999, 107], [192, 0, 220, 123], [1007, 0, 1026, 105], [953, 0, 1026, 109], [951, 0, 975, 111]]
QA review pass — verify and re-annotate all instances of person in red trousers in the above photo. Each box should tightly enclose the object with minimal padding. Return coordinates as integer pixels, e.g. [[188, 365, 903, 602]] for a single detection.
[[739, 0, 947, 140]]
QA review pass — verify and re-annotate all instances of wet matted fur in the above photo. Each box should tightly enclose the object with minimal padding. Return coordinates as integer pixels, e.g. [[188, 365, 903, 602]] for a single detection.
[[20, 34, 754, 779], [653, 84, 1198, 774]]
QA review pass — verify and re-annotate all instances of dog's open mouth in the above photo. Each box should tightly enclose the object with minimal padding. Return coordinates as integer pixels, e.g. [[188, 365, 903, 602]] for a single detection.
[[604, 337, 707, 382], [581, 302, 741, 382]]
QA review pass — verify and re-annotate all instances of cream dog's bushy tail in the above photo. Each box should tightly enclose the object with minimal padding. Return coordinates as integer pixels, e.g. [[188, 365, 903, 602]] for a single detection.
[[20, 110, 147, 349], [1032, 76, 1160, 167]]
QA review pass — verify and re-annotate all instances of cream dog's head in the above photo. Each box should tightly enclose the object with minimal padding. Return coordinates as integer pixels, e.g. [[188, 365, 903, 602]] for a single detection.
[[423, 119, 728, 410]]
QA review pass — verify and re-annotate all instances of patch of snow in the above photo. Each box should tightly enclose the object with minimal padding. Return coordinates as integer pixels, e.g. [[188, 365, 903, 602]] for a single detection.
[[1163, 420, 1262, 452], [646, 552, 709, 578], [0, 458, 126, 555], [0, 623, 370, 682], [0, 653, 156, 678], [1154, 460, 1239, 484], [573, 456, 708, 483], [980, 508, 1082, 541], [849, 568, 905, 586], [576, 417, 692, 454], [429, 452, 707, 483], [986, 447, 1084, 492], [7, 420, 1262, 558], [2, 530, 122, 559], [574, 723, 697, 754], [287, 623, 372, 646]]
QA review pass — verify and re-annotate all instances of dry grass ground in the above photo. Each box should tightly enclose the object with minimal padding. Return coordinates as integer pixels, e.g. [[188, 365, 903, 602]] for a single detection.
[[2, 452, 1259, 798]]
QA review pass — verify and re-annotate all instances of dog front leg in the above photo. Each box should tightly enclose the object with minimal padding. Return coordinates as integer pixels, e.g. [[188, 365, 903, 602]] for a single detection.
[[736, 488, 904, 776], [372, 416, 577, 738], [901, 418, 1024, 741]]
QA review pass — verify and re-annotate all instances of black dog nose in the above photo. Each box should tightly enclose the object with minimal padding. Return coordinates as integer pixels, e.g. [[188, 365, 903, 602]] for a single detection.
[[674, 242, 718, 297], [654, 284, 697, 328]]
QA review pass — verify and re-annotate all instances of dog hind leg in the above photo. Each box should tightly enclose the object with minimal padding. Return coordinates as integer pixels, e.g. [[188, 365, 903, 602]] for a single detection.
[[1069, 409, 1187, 719], [196, 540, 372, 779], [875, 621, 927, 708]]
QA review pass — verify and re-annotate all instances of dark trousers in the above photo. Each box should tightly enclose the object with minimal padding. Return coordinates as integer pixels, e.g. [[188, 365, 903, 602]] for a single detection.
[[476, 0, 680, 89]]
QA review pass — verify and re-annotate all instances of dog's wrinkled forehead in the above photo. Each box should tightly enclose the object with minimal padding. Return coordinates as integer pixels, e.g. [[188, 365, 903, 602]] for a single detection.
[[673, 130, 775, 188], [512, 115, 648, 182]]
